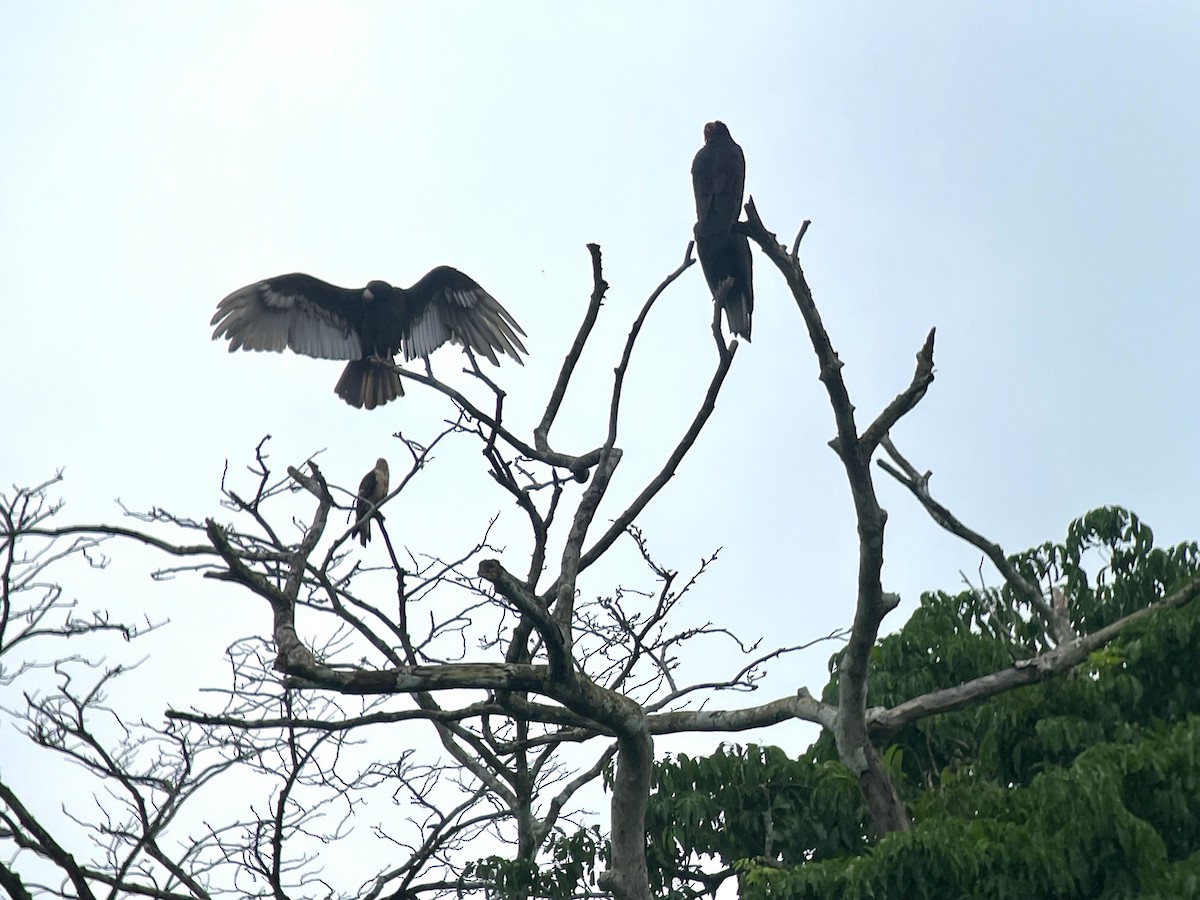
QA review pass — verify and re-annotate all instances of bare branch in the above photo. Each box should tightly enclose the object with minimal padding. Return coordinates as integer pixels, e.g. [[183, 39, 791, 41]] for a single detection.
[[741, 197, 911, 832], [575, 340, 737, 577], [870, 569, 1200, 732], [398, 366, 604, 476], [859, 328, 937, 455], [649, 686, 836, 733], [535, 243, 609, 457], [606, 241, 698, 449], [877, 435, 1069, 641]]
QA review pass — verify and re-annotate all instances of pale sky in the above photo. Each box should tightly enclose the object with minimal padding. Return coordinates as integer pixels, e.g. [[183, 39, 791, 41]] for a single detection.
[[2, 0, 1198, 882]]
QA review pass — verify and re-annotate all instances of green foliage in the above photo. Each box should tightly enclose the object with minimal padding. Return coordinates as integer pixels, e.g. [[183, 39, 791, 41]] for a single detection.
[[812, 508, 1200, 795], [478, 511, 1200, 898], [463, 827, 603, 899], [740, 715, 1200, 899], [1017, 507, 1200, 638], [653, 509, 1200, 898], [644, 744, 869, 898]]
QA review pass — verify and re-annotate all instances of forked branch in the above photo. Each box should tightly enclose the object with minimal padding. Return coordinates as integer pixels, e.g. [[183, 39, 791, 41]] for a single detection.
[[876, 435, 1070, 642], [740, 199, 939, 834]]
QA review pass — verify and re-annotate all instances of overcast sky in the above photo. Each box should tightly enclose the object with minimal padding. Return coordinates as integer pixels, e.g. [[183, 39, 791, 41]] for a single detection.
[[3, 0, 1198, 834]]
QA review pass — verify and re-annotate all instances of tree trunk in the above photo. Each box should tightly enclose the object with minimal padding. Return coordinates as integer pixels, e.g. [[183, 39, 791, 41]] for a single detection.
[[597, 726, 654, 900]]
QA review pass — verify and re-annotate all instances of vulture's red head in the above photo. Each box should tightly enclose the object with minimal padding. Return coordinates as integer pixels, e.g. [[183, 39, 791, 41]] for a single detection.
[[704, 121, 730, 142]]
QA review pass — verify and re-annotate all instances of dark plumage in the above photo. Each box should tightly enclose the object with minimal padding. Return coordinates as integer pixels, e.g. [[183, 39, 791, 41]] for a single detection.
[[691, 121, 745, 240], [693, 228, 754, 341], [211, 267, 528, 409], [691, 121, 753, 340], [352, 457, 390, 546]]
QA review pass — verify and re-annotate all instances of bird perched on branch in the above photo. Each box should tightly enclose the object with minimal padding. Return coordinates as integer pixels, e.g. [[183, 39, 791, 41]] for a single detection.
[[211, 267, 528, 409], [352, 457, 390, 546], [691, 121, 754, 340]]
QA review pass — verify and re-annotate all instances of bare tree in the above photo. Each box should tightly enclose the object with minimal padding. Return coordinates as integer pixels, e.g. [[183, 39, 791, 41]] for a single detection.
[[5, 216, 1199, 900], [735, 199, 1200, 836]]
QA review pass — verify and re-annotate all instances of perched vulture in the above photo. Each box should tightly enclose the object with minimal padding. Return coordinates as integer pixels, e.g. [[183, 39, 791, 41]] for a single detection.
[[211, 267, 528, 409], [691, 121, 745, 241], [352, 457, 390, 546], [691, 121, 753, 341], [693, 228, 754, 341]]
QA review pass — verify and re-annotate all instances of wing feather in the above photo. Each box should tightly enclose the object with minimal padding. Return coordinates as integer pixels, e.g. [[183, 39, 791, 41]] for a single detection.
[[692, 125, 746, 239], [211, 273, 364, 360], [401, 266, 528, 365], [694, 227, 754, 340]]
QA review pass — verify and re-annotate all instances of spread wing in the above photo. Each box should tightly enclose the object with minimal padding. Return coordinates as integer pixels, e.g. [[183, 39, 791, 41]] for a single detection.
[[211, 273, 365, 360], [401, 266, 528, 366], [691, 136, 746, 239]]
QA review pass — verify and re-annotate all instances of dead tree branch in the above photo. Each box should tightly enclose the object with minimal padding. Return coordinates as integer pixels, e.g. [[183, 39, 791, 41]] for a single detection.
[[877, 435, 1073, 643], [741, 198, 937, 833]]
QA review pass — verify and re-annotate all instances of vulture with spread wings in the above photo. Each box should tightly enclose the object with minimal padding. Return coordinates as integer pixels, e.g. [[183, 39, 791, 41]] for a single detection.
[[211, 267, 527, 409], [691, 121, 754, 341]]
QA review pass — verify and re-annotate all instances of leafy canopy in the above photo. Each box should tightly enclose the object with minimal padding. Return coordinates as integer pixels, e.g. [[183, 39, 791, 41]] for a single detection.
[[645, 507, 1200, 899]]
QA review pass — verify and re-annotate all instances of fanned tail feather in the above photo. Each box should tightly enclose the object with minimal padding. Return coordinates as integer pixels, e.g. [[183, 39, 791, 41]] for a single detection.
[[335, 359, 404, 410]]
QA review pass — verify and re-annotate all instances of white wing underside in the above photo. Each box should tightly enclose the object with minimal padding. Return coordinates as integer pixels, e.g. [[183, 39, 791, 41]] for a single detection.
[[211, 284, 362, 361], [404, 300, 449, 361], [402, 287, 527, 365]]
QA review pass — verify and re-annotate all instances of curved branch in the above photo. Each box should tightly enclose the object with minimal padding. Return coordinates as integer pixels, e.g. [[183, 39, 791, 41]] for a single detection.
[[859, 329, 936, 455], [606, 242, 697, 448], [877, 435, 1069, 641], [870, 569, 1200, 733], [399, 367, 604, 476], [575, 341, 737, 577], [741, 198, 914, 833], [536, 243, 609, 455]]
